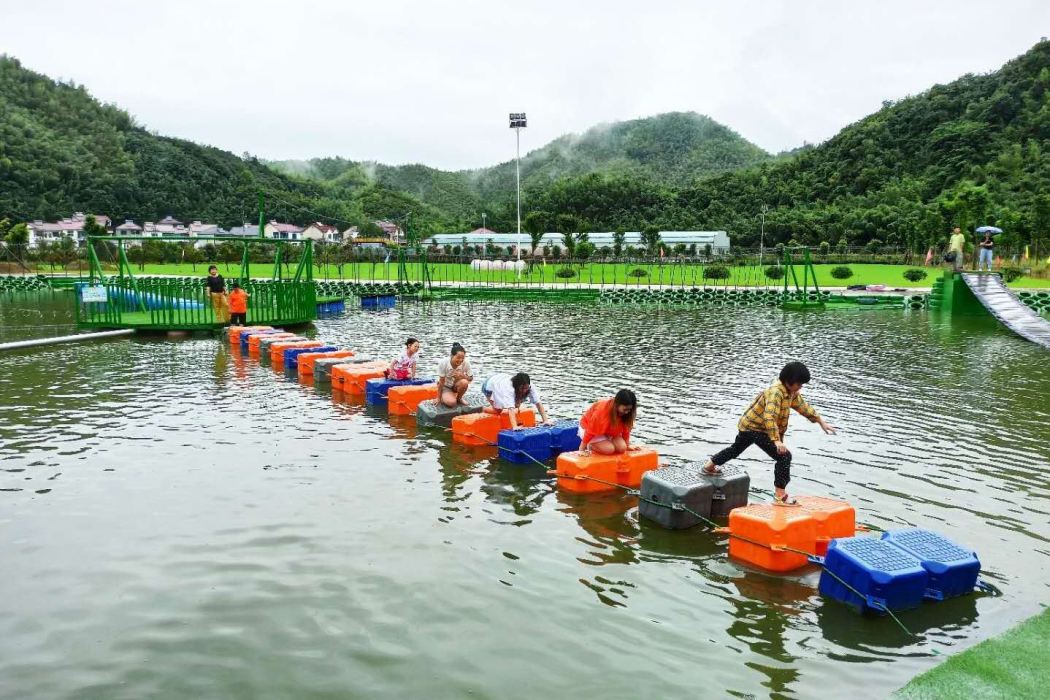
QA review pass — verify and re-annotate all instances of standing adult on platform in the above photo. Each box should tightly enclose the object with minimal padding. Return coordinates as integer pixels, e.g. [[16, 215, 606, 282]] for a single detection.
[[205, 265, 230, 324], [946, 227, 966, 272]]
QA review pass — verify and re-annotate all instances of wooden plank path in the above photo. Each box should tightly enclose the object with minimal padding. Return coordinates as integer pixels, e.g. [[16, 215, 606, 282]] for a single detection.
[[961, 273, 1050, 349]]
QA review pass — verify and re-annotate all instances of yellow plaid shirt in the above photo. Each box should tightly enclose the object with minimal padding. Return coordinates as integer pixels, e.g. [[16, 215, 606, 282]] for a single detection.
[[738, 380, 820, 442]]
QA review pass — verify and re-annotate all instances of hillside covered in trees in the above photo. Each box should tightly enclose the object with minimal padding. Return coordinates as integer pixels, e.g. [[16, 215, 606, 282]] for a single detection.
[[2, 40, 1048, 254]]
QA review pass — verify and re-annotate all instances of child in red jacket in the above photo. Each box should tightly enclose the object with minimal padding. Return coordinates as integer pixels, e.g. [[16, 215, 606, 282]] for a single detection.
[[578, 389, 638, 455]]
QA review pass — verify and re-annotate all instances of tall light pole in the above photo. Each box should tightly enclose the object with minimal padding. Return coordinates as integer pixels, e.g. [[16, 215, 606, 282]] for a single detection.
[[482, 212, 487, 231], [509, 113, 527, 263], [759, 204, 768, 267]]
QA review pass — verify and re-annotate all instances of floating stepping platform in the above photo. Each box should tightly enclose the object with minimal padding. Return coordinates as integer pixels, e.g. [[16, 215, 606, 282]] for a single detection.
[[881, 529, 980, 601], [796, 495, 856, 555], [416, 395, 487, 428], [639, 467, 714, 529], [554, 448, 659, 494], [365, 378, 435, 406], [701, 464, 750, 518], [819, 536, 928, 613], [227, 325, 272, 345], [728, 504, 817, 572], [452, 409, 536, 446], [297, 350, 354, 378], [548, 420, 581, 453], [361, 295, 396, 309], [387, 384, 440, 415], [247, 330, 293, 354], [256, 334, 303, 356], [285, 345, 339, 369], [313, 356, 375, 383], [497, 426, 554, 464], [270, 340, 323, 363], [332, 362, 389, 394]]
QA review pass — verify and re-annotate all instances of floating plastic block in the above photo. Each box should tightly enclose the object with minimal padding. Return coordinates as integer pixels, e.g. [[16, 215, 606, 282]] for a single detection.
[[246, 330, 292, 354], [297, 350, 354, 378], [549, 420, 581, 454], [819, 536, 928, 613], [332, 363, 390, 394], [365, 378, 434, 405], [639, 467, 714, 529], [228, 325, 271, 345], [284, 345, 338, 369], [554, 448, 659, 494], [416, 394, 487, 427], [387, 384, 439, 415], [698, 463, 750, 518], [361, 295, 396, 309], [728, 504, 817, 572], [314, 356, 372, 382], [257, 334, 303, 356], [452, 409, 536, 446], [881, 529, 980, 601], [796, 496, 856, 556], [497, 427, 553, 464], [270, 340, 323, 363]]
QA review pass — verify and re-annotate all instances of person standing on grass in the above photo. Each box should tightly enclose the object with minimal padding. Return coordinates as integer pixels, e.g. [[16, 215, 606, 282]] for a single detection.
[[701, 362, 836, 506], [228, 282, 249, 325], [204, 265, 230, 324], [947, 227, 966, 272]]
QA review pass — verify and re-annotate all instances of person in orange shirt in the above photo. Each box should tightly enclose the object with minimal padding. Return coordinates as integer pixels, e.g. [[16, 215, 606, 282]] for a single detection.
[[228, 282, 249, 326], [578, 389, 638, 455]]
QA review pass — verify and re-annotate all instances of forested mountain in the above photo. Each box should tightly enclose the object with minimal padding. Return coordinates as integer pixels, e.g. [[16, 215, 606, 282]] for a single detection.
[[0, 55, 452, 232], [2, 40, 1048, 252]]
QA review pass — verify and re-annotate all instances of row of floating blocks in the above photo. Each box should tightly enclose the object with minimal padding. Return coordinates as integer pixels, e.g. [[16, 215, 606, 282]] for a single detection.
[[225, 325, 983, 611]]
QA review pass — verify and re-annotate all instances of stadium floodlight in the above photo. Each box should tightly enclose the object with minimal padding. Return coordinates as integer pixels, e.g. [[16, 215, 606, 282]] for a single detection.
[[509, 113, 527, 267]]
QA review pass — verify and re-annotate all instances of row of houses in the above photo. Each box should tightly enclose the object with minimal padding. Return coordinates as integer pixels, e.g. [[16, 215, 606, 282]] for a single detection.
[[22, 213, 404, 249], [420, 228, 732, 254]]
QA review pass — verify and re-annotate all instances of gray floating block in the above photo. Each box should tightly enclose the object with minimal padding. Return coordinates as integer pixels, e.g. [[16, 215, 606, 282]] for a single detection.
[[313, 355, 375, 382], [639, 467, 714, 529], [416, 393, 487, 428], [258, 335, 303, 355], [696, 463, 750, 518]]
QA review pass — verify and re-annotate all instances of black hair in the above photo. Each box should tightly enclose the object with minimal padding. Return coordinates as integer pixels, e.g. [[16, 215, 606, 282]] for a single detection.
[[779, 361, 811, 385], [612, 389, 638, 429], [231, 281, 241, 290], [451, 342, 465, 356], [208, 265, 218, 272], [511, 372, 531, 397], [405, 337, 418, 347]]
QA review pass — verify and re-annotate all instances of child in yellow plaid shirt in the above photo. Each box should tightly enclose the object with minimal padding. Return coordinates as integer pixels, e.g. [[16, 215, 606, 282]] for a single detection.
[[702, 362, 835, 506]]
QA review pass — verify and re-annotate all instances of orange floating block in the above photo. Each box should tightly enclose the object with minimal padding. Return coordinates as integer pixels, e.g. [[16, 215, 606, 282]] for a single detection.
[[554, 448, 660, 494], [248, 332, 297, 354], [331, 362, 389, 394], [796, 495, 856, 556], [728, 504, 817, 572], [451, 409, 536, 446], [269, 340, 323, 363], [297, 350, 355, 379], [387, 384, 439, 415]]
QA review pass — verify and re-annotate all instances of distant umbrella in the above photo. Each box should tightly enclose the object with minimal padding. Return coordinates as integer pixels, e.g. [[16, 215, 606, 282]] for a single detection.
[[975, 226, 1003, 234]]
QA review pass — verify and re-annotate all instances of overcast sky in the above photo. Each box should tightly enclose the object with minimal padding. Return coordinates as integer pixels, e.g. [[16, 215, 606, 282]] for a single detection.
[[2, 0, 1047, 170]]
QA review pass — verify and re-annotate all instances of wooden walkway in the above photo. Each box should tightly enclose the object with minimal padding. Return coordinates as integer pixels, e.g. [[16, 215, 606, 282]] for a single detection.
[[961, 273, 1050, 349]]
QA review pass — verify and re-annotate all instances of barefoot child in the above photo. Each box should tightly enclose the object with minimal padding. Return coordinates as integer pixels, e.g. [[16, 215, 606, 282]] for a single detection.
[[481, 372, 553, 429], [438, 342, 473, 407], [578, 389, 639, 455], [702, 362, 835, 506]]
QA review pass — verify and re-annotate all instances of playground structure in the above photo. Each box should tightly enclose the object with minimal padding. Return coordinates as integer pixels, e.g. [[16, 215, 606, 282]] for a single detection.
[[73, 235, 318, 331], [929, 270, 1050, 349]]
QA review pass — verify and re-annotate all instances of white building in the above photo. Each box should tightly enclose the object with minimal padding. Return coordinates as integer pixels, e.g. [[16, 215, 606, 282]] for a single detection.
[[422, 230, 731, 255], [302, 222, 341, 242], [25, 213, 112, 248], [264, 220, 304, 240]]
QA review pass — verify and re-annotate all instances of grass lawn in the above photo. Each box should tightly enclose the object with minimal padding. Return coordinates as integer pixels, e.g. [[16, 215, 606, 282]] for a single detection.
[[46, 261, 1050, 289], [896, 608, 1050, 699]]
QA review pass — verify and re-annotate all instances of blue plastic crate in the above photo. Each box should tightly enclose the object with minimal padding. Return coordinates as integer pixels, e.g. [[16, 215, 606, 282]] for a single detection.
[[549, 420, 581, 454], [361, 295, 396, 309], [365, 378, 433, 405], [882, 529, 980, 600], [284, 345, 339, 369], [497, 427, 553, 464], [819, 536, 928, 613]]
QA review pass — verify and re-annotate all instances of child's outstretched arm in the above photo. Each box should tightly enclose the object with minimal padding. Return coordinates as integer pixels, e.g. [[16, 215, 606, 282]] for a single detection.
[[794, 395, 836, 434]]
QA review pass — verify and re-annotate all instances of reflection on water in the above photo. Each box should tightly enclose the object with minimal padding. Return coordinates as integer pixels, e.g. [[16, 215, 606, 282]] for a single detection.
[[1, 294, 1049, 699]]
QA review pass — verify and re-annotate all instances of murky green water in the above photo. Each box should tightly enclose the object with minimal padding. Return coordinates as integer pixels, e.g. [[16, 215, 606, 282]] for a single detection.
[[1, 292, 1048, 699]]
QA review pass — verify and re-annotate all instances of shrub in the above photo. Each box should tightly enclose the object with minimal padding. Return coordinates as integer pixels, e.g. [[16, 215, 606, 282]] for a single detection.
[[830, 266, 854, 280], [764, 265, 785, 280], [703, 264, 731, 280], [1001, 266, 1024, 283], [555, 267, 576, 279], [628, 268, 648, 278], [903, 268, 928, 282]]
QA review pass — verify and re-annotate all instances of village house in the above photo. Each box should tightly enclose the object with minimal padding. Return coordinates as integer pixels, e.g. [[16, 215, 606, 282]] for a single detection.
[[142, 216, 189, 238], [301, 222, 341, 243], [264, 220, 304, 240], [25, 213, 112, 248]]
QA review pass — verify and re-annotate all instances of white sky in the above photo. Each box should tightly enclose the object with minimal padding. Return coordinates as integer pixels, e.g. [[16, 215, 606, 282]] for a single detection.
[[2, 0, 1047, 170]]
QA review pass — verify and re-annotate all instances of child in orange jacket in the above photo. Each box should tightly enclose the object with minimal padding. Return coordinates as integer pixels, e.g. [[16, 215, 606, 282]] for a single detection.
[[228, 282, 249, 326], [578, 389, 638, 455]]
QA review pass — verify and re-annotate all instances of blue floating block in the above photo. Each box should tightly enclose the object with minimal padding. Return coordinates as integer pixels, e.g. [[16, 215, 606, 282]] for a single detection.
[[365, 377, 433, 405], [881, 529, 980, 601], [549, 420, 581, 454], [361, 295, 396, 309], [819, 536, 928, 613], [497, 427, 553, 464], [284, 345, 339, 369]]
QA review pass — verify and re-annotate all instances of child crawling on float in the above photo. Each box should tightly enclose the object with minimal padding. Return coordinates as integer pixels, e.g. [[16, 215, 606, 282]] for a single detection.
[[578, 389, 640, 454], [702, 361, 835, 506]]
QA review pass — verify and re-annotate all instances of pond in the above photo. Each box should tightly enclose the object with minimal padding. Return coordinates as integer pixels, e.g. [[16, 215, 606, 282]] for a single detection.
[[1, 293, 1048, 699]]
